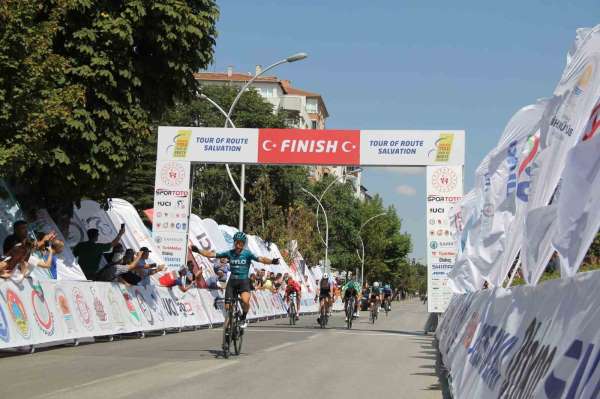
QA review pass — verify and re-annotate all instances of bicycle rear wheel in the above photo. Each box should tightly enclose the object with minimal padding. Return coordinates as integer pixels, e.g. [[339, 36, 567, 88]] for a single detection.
[[222, 313, 232, 358], [289, 302, 296, 325], [346, 299, 354, 329], [233, 318, 243, 355]]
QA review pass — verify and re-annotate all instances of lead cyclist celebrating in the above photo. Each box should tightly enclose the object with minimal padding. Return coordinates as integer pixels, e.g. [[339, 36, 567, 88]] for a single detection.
[[194, 232, 279, 328]]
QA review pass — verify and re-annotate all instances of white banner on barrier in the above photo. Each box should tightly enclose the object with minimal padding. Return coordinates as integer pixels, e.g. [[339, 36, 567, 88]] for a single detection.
[[426, 165, 463, 312], [436, 269, 600, 399]]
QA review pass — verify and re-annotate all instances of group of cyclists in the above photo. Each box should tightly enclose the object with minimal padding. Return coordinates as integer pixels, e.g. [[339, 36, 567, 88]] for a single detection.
[[195, 231, 396, 355]]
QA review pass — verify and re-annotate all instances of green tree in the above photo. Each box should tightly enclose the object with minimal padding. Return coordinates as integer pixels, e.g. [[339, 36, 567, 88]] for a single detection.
[[0, 0, 218, 227]]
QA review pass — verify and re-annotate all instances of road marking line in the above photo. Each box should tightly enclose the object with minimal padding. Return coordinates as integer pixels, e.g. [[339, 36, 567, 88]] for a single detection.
[[34, 360, 239, 399], [263, 341, 297, 352]]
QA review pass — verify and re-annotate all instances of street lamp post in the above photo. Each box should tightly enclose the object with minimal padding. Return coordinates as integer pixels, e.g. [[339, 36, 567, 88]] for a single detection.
[[197, 92, 247, 202], [314, 168, 362, 247], [300, 187, 330, 273], [356, 212, 387, 286], [223, 53, 308, 231]]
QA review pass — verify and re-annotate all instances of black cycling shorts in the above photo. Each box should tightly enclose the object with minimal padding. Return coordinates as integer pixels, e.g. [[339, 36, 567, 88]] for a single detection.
[[369, 293, 380, 302], [225, 278, 251, 305], [319, 289, 331, 300], [344, 288, 358, 300]]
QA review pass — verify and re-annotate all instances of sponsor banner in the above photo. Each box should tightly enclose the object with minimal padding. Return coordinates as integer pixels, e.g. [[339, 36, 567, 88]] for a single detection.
[[258, 128, 360, 165], [157, 127, 465, 166], [153, 160, 191, 269], [427, 166, 463, 313], [157, 127, 259, 163], [0, 277, 295, 349], [360, 130, 465, 166], [437, 269, 600, 399]]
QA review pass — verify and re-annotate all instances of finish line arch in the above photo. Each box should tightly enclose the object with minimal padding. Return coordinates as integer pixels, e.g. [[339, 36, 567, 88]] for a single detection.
[[153, 127, 465, 312]]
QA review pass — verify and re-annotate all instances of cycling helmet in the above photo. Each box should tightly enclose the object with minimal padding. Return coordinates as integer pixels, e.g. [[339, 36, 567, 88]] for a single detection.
[[232, 231, 247, 243], [323, 273, 329, 279], [384, 284, 390, 289], [373, 281, 380, 288]]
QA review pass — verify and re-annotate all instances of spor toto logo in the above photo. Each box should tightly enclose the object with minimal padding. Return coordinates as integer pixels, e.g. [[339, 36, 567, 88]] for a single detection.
[[159, 162, 186, 187], [6, 289, 30, 339], [431, 167, 458, 193]]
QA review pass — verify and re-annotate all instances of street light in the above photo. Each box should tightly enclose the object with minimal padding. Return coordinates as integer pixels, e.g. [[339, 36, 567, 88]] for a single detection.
[[356, 212, 387, 286], [315, 168, 362, 247], [300, 186, 330, 273], [224, 52, 308, 231], [197, 92, 247, 202]]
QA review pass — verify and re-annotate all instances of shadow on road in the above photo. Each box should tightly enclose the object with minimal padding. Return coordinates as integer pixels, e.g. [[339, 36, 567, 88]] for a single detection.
[[408, 336, 443, 394], [247, 323, 428, 337]]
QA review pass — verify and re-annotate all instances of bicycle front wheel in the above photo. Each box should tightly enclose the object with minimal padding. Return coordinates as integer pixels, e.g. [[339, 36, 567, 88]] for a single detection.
[[222, 315, 232, 358], [233, 321, 243, 355]]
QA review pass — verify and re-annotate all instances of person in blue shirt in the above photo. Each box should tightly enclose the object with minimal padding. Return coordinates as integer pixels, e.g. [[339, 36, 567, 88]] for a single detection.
[[194, 231, 279, 328]]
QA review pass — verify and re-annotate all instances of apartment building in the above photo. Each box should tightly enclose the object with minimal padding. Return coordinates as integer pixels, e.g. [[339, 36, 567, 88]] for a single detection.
[[194, 67, 365, 199]]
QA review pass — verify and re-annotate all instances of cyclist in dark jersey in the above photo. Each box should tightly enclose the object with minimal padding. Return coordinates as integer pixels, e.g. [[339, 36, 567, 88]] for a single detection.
[[316, 273, 333, 323], [383, 284, 393, 310], [194, 231, 279, 328]]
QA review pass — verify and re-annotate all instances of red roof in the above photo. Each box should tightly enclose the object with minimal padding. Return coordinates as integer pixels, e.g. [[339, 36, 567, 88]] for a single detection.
[[193, 72, 279, 83], [195, 71, 329, 118]]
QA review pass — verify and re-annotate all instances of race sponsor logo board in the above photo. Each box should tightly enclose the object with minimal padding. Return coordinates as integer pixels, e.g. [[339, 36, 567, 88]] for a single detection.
[[426, 165, 463, 313], [6, 288, 30, 339], [72, 287, 94, 331], [31, 283, 54, 336], [153, 159, 191, 269], [360, 130, 464, 166], [55, 287, 76, 334], [157, 127, 259, 163]]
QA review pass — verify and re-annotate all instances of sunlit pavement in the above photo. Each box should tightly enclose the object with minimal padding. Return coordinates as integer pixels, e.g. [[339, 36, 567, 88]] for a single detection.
[[0, 299, 441, 399]]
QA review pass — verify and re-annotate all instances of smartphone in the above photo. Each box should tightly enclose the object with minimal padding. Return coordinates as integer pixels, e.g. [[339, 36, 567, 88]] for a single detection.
[[121, 223, 125, 230], [45, 240, 52, 249]]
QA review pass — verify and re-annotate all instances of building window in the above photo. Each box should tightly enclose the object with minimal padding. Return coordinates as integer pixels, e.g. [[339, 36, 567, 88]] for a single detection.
[[305, 100, 318, 113], [311, 121, 317, 129]]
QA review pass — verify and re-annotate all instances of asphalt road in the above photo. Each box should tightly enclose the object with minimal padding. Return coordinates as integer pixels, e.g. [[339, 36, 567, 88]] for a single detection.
[[0, 299, 441, 399]]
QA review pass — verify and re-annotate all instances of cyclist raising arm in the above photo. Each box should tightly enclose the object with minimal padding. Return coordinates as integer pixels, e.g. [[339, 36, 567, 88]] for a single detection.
[[193, 232, 279, 328]]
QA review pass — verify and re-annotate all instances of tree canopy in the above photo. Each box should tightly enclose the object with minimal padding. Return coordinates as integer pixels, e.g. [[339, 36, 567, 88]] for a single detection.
[[0, 0, 219, 225]]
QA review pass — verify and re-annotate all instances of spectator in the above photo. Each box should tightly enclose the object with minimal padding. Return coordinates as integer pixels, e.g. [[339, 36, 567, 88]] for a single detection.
[[3, 220, 28, 255], [115, 249, 145, 286], [94, 245, 126, 282], [214, 257, 230, 278], [0, 240, 33, 279], [135, 247, 165, 282], [249, 273, 258, 291], [73, 224, 125, 280], [273, 273, 284, 290], [205, 269, 226, 291], [262, 276, 273, 291], [158, 262, 196, 292], [29, 232, 60, 279]]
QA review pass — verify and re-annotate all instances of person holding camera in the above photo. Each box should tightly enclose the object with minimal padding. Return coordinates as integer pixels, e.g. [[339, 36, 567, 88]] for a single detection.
[[73, 224, 126, 280]]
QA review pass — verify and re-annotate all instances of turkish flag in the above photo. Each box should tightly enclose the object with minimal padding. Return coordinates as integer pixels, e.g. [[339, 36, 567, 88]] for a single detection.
[[258, 129, 360, 165]]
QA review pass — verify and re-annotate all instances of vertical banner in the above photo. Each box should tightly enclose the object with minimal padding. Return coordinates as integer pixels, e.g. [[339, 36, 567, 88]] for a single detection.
[[426, 166, 463, 312], [152, 159, 192, 270]]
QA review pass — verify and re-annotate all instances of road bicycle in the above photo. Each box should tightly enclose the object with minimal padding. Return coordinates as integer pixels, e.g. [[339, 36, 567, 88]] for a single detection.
[[370, 300, 379, 324], [288, 292, 297, 325], [317, 297, 328, 328], [216, 294, 244, 359], [345, 296, 356, 329], [383, 297, 391, 317]]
